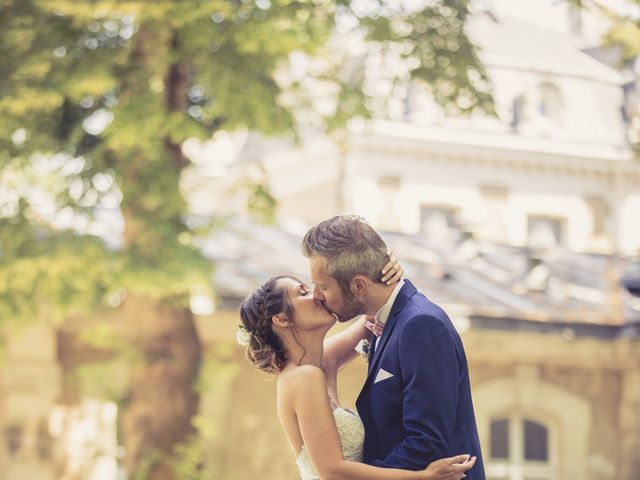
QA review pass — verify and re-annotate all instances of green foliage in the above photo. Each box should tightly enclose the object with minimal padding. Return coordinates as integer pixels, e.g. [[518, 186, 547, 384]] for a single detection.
[[194, 343, 240, 395], [1, 1, 335, 322], [245, 181, 278, 225], [191, 344, 242, 479], [361, 1, 495, 114], [1, 0, 493, 325], [70, 356, 133, 402], [132, 434, 205, 480], [126, 344, 241, 480], [79, 321, 121, 350], [603, 1, 640, 60], [172, 434, 206, 480], [132, 449, 165, 480], [0, 2, 495, 476], [1, 0, 492, 162], [0, 216, 118, 324], [593, 0, 640, 155]]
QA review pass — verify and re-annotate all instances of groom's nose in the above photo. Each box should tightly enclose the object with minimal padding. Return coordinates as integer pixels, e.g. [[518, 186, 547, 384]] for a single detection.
[[313, 287, 324, 303]]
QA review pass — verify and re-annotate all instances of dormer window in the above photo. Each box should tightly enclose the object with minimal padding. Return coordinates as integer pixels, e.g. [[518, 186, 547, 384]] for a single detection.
[[527, 215, 565, 249], [538, 83, 563, 124]]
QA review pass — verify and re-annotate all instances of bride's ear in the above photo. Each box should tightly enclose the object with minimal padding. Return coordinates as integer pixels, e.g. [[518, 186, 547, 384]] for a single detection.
[[272, 313, 289, 328]]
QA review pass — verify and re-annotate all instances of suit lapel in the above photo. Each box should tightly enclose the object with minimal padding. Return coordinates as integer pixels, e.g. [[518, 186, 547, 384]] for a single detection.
[[366, 313, 398, 379], [367, 334, 377, 372], [364, 281, 417, 386]]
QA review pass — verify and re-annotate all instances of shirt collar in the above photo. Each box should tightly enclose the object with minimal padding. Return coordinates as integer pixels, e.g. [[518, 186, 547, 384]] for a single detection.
[[374, 279, 405, 326]]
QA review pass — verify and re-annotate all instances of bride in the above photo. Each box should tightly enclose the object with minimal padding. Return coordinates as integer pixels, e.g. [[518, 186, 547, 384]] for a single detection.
[[237, 260, 476, 479]]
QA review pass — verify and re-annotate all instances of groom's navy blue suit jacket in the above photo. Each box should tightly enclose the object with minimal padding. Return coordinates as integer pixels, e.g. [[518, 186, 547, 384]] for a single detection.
[[355, 280, 485, 478]]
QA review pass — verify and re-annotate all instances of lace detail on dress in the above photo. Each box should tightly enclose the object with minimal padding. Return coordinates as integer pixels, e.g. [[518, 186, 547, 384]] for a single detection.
[[296, 407, 365, 480]]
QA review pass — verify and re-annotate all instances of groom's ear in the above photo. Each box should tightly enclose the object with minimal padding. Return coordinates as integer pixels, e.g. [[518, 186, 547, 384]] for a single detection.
[[350, 275, 369, 297]]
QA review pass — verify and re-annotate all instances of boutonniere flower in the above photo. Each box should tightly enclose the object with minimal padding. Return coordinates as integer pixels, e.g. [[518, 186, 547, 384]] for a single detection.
[[355, 339, 370, 360]]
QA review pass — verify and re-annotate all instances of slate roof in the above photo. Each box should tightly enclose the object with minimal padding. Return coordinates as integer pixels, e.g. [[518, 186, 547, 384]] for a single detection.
[[202, 217, 640, 329]]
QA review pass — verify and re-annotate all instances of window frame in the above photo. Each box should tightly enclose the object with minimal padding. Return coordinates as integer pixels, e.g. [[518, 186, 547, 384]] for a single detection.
[[419, 204, 460, 235], [526, 214, 567, 249], [487, 414, 557, 480]]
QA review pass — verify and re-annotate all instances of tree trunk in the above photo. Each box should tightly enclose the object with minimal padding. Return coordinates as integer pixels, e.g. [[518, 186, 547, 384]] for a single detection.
[[120, 293, 201, 479], [115, 23, 202, 479]]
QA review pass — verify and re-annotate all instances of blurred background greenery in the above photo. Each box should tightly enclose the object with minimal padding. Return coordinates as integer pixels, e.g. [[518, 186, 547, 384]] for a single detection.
[[1, 0, 640, 479]]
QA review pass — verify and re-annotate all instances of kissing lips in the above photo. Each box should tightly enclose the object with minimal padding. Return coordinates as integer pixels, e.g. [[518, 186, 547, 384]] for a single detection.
[[315, 299, 339, 320]]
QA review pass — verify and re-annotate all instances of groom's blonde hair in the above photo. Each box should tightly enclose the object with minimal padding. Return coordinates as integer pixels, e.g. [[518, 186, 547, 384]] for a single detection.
[[301, 215, 388, 294]]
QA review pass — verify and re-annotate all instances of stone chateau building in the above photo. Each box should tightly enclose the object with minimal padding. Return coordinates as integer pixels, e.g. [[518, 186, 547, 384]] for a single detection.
[[1, 1, 639, 479], [188, 1, 640, 479]]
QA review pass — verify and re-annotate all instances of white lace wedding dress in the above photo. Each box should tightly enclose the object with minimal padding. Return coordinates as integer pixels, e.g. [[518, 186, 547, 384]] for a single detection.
[[296, 407, 365, 480]]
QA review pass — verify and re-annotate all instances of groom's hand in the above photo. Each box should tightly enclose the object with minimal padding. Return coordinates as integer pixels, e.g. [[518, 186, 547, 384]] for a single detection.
[[420, 454, 476, 480]]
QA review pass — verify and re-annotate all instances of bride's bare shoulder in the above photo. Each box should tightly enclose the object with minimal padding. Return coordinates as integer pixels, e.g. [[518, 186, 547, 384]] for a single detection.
[[278, 365, 326, 403], [279, 365, 325, 389]]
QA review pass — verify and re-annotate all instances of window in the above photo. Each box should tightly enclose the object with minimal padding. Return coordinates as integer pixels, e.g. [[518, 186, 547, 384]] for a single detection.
[[420, 205, 458, 237], [569, 5, 583, 35], [5, 424, 22, 458], [511, 95, 526, 131], [511, 84, 563, 135], [490, 418, 510, 460], [488, 416, 554, 480], [377, 176, 402, 231], [524, 420, 548, 462], [584, 196, 609, 236], [378, 175, 401, 191], [403, 82, 417, 120], [527, 215, 565, 249], [538, 83, 563, 124], [480, 185, 508, 241]]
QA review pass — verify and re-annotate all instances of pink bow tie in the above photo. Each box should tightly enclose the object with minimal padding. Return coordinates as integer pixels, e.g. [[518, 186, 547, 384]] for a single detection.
[[364, 317, 385, 337]]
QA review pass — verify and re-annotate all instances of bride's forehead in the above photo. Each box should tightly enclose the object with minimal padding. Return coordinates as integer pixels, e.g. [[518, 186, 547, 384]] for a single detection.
[[276, 277, 300, 290]]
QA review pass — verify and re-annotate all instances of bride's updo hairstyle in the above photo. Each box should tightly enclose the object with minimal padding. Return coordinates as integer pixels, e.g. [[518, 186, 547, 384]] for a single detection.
[[239, 275, 296, 374]]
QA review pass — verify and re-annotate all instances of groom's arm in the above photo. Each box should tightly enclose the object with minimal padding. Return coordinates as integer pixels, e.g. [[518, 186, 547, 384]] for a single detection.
[[371, 314, 459, 470]]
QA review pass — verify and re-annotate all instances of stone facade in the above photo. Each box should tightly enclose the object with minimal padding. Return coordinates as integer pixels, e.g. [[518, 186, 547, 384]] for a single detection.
[[1, 325, 60, 480], [1, 309, 638, 479], [194, 311, 640, 480]]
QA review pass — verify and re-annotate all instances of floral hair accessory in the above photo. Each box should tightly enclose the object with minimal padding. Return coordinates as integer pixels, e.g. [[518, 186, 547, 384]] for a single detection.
[[236, 325, 252, 346], [355, 339, 370, 360]]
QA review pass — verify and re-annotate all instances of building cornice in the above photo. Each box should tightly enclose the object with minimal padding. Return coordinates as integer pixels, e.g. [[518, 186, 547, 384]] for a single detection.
[[481, 52, 624, 86], [350, 120, 640, 183]]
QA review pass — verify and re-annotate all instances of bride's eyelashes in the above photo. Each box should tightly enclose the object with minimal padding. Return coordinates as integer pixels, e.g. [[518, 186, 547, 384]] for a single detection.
[[297, 284, 311, 296]]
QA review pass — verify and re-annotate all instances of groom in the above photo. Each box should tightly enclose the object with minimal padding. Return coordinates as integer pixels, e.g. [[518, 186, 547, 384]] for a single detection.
[[302, 215, 485, 478]]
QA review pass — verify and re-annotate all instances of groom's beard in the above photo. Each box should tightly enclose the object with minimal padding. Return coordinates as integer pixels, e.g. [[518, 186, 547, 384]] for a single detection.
[[335, 292, 367, 323]]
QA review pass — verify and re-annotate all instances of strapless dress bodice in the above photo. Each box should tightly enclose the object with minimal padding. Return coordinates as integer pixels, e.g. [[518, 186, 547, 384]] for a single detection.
[[296, 407, 365, 480]]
